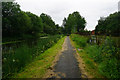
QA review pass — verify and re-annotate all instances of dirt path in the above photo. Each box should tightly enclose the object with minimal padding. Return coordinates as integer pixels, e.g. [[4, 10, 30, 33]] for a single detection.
[[45, 36, 82, 78]]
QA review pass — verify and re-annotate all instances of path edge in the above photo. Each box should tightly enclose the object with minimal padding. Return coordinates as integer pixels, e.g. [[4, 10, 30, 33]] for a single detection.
[[69, 36, 93, 78], [43, 36, 67, 78]]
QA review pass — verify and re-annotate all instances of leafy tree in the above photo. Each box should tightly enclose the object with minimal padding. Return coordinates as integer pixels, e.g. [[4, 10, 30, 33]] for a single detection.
[[2, 2, 32, 38], [2, 2, 44, 39], [95, 12, 120, 36], [62, 18, 67, 34], [26, 12, 43, 37], [55, 24, 64, 34], [40, 13, 56, 35], [15, 11, 31, 37], [63, 11, 86, 34], [2, 2, 21, 37], [72, 12, 86, 32]]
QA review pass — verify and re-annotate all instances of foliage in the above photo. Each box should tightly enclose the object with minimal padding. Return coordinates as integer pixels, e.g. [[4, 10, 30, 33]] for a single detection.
[[85, 45, 102, 63], [71, 34, 120, 78], [13, 36, 66, 78], [70, 34, 88, 48], [98, 58, 119, 78], [26, 12, 43, 37], [2, 35, 63, 78], [40, 13, 57, 35], [2, 2, 31, 38], [2, 2, 63, 41], [95, 12, 120, 36], [62, 11, 86, 34]]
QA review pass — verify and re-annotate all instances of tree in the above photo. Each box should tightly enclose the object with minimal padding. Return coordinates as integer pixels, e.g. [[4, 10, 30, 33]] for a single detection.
[[40, 13, 56, 35], [2, 2, 44, 39], [2, 2, 21, 37], [26, 12, 43, 37], [63, 11, 86, 34], [72, 12, 86, 32], [95, 12, 120, 36], [15, 11, 32, 37], [2, 2, 32, 38]]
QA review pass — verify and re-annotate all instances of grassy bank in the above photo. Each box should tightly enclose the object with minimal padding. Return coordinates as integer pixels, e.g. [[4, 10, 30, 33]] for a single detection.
[[13, 36, 66, 78], [3, 35, 64, 78], [70, 34, 120, 78], [70, 34, 102, 78]]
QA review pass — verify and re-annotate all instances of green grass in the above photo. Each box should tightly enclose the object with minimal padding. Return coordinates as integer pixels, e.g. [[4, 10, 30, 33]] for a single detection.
[[13, 36, 66, 78], [70, 34, 88, 48], [70, 34, 104, 78], [70, 34, 120, 78], [3, 35, 64, 78]]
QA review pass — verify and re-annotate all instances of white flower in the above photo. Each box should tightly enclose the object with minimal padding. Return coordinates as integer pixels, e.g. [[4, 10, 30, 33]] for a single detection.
[[13, 59, 15, 62], [3, 58, 7, 61]]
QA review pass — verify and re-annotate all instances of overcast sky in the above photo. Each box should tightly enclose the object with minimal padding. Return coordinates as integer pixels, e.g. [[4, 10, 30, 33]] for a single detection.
[[15, 0, 119, 30]]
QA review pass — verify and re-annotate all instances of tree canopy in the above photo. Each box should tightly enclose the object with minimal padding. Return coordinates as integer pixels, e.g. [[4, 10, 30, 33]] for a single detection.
[[2, 2, 63, 40], [40, 13, 57, 35], [62, 11, 86, 34], [95, 12, 120, 36], [26, 12, 43, 37]]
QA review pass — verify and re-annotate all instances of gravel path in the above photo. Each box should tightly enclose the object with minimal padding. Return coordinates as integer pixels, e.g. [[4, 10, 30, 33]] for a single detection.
[[51, 36, 81, 78]]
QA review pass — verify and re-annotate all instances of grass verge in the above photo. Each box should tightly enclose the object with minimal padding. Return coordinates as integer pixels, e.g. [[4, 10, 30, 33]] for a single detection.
[[70, 34, 103, 78], [71, 34, 120, 78], [13, 36, 66, 78]]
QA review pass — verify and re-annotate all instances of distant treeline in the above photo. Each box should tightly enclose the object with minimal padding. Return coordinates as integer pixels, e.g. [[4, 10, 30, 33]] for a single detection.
[[2, 2, 64, 40], [95, 12, 120, 36], [2, 2, 87, 40], [3, 2, 119, 39]]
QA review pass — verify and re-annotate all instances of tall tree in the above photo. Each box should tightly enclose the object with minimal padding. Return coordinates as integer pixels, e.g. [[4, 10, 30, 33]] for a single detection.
[[95, 12, 120, 36], [40, 13, 56, 35], [2, 2, 21, 37], [63, 11, 86, 34], [26, 12, 43, 37], [2, 2, 43, 39]]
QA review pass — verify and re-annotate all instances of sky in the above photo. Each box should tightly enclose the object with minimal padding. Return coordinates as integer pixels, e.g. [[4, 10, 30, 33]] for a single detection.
[[15, 0, 119, 30]]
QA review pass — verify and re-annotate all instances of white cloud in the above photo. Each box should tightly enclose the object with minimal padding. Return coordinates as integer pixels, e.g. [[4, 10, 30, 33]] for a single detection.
[[15, 0, 119, 30]]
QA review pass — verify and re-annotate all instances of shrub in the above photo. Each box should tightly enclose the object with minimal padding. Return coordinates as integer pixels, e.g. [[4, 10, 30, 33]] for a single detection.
[[85, 45, 102, 63], [98, 37, 120, 78], [98, 58, 119, 78]]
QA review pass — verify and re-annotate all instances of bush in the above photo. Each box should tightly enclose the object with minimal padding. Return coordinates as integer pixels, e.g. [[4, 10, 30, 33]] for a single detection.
[[85, 45, 102, 63], [98, 37, 120, 78], [98, 58, 119, 78]]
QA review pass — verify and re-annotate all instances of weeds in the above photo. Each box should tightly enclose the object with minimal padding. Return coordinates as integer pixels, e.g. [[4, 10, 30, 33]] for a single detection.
[[71, 34, 120, 78]]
